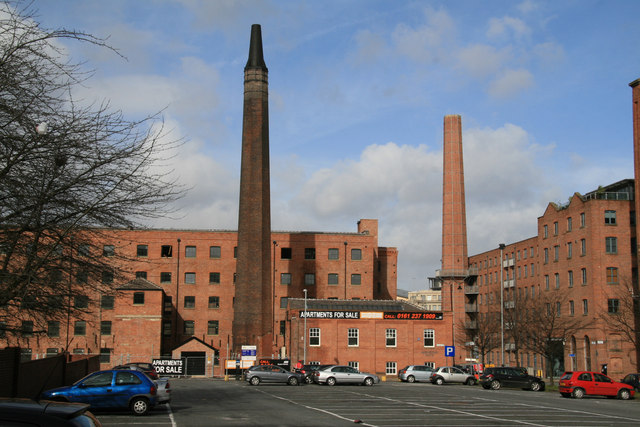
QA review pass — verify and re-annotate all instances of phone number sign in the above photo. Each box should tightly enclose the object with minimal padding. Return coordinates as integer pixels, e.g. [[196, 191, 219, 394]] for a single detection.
[[383, 312, 443, 320]]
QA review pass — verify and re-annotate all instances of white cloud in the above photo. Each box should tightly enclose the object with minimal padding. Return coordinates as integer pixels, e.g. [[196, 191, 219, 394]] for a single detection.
[[352, 29, 388, 64], [533, 41, 565, 67], [487, 68, 534, 98], [487, 16, 531, 40], [391, 7, 456, 63], [456, 44, 511, 78]]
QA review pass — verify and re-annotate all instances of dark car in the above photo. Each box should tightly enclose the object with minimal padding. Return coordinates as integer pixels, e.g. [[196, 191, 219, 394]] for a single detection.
[[621, 373, 640, 391], [114, 362, 159, 380], [245, 364, 305, 385], [298, 364, 331, 384], [41, 369, 158, 415], [559, 371, 634, 399], [479, 367, 545, 391], [0, 398, 101, 427]]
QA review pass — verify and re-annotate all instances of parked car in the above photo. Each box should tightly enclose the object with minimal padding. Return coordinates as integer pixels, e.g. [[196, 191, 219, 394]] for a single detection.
[[41, 369, 158, 415], [298, 364, 331, 384], [398, 365, 434, 383], [0, 398, 101, 427], [430, 366, 476, 385], [559, 371, 634, 400], [245, 364, 305, 386], [112, 365, 170, 404], [479, 367, 545, 391], [621, 373, 640, 391], [313, 365, 380, 386], [114, 362, 159, 380]]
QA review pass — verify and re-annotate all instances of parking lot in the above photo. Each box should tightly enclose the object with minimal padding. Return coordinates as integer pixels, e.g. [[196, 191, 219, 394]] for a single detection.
[[95, 379, 640, 426]]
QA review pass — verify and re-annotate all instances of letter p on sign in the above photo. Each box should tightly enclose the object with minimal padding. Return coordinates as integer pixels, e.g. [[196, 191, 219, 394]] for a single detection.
[[445, 346, 455, 357]]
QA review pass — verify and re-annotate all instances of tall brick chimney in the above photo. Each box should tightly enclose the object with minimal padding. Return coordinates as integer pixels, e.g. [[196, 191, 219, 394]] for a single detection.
[[439, 115, 469, 362], [233, 24, 273, 357], [630, 78, 640, 371]]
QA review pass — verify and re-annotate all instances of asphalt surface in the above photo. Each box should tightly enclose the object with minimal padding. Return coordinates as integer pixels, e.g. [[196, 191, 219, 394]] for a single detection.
[[94, 378, 640, 426]]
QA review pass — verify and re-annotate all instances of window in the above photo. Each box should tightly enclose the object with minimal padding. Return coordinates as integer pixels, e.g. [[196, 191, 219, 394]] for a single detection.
[[543, 225, 548, 238], [605, 210, 617, 225], [386, 329, 397, 347], [78, 244, 90, 257], [304, 248, 316, 260], [351, 249, 362, 260], [47, 321, 60, 337], [280, 297, 288, 309], [544, 275, 549, 290], [75, 295, 89, 309], [164, 296, 172, 314], [608, 299, 619, 313], [183, 320, 195, 335], [328, 273, 339, 285], [185, 245, 196, 258], [101, 295, 114, 309], [583, 299, 588, 315], [133, 292, 144, 305], [207, 320, 219, 335], [554, 222, 558, 235], [304, 273, 315, 286], [160, 272, 172, 284], [531, 263, 535, 276], [309, 328, 320, 346], [233, 272, 237, 284], [45, 348, 59, 358], [423, 329, 435, 347], [184, 296, 195, 309], [136, 245, 148, 257], [280, 273, 291, 285], [100, 321, 112, 335], [582, 268, 587, 285], [605, 237, 617, 254], [76, 269, 88, 284], [161, 245, 173, 257], [386, 362, 397, 375], [544, 248, 549, 264], [567, 217, 572, 232], [567, 242, 572, 259], [570, 300, 575, 316], [553, 245, 559, 261], [606, 267, 618, 284], [209, 246, 221, 258], [234, 246, 237, 258], [556, 302, 561, 316], [208, 296, 220, 309], [99, 348, 111, 364], [209, 272, 220, 284], [328, 248, 339, 260], [184, 272, 196, 284], [580, 212, 586, 227], [163, 321, 172, 336], [103, 245, 115, 257], [101, 271, 113, 284], [555, 273, 560, 289], [348, 328, 359, 347], [20, 348, 32, 362], [351, 274, 361, 285], [348, 361, 359, 370], [135, 271, 147, 279], [280, 321, 286, 336], [568, 270, 573, 288], [581, 239, 586, 255], [281, 247, 292, 259], [74, 321, 86, 336]]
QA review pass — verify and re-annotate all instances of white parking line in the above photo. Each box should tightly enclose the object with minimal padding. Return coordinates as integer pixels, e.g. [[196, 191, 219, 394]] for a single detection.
[[166, 403, 177, 427]]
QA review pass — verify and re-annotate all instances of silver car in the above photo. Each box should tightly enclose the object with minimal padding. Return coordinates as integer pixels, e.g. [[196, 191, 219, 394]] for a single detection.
[[430, 366, 476, 385], [313, 365, 380, 386], [155, 378, 171, 404], [399, 365, 434, 383], [245, 364, 304, 386]]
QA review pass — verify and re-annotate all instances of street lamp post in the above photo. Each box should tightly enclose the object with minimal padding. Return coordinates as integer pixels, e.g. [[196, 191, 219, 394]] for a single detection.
[[499, 243, 505, 366], [303, 289, 308, 364]]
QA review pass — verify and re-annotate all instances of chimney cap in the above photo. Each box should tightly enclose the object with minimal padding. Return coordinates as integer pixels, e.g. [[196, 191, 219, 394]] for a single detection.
[[245, 24, 267, 71], [630, 78, 640, 88]]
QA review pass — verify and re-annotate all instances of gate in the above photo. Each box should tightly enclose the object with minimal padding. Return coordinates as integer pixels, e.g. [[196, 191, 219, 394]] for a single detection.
[[181, 351, 206, 376]]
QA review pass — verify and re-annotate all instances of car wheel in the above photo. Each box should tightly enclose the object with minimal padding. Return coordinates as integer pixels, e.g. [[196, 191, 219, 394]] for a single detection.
[[465, 378, 476, 386], [250, 376, 260, 386], [130, 397, 150, 416], [435, 377, 444, 385], [490, 380, 501, 390], [305, 376, 313, 384], [407, 375, 415, 383], [530, 381, 541, 392], [618, 389, 631, 400], [572, 387, 585, 399], [288, 376, 299, 386], [364, 377, 374, 386], [326, 377, 336, 386]]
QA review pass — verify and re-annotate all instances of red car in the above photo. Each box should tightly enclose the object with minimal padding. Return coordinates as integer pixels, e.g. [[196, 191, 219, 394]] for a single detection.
[[559, 371, 634, 400]]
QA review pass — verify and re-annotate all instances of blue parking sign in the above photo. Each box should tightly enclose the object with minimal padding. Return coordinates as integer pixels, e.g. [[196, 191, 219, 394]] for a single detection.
[[445, 346, 455, 357]]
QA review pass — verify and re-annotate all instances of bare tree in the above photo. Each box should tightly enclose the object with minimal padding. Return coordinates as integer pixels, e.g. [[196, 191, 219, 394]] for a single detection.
[[0, 2, 183, 340], [521, 289, 591, 385], [458, 311, 500, 365], [599, 278, 640, 371]]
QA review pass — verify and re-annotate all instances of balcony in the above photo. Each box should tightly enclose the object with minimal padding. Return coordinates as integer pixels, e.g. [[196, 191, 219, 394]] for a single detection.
[[464, 285, 479, 295], [502, 258, 514, 268], [465, 304, 478, 313], [503, 279, 514, 288], [504, 300, 515, 309], [464, 320, 477, 329]]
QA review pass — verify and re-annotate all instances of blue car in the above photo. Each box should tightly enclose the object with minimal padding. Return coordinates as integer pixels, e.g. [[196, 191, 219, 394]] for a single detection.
[[41, 369, 157, 416]]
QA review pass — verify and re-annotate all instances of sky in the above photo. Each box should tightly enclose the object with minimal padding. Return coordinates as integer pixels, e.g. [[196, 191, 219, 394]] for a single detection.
[[25, 0, 640, 291]]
